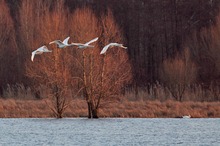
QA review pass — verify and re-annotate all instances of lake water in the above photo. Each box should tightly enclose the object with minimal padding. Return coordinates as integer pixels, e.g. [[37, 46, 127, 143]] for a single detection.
[[0, 118, 219, 146]]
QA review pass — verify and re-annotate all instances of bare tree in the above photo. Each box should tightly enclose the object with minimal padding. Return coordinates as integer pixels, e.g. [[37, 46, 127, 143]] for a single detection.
[[0, 0, 12, 46], [69, 7, 102, 118], [0, 0, 17, 93], [97, 9, 132, 111], [208, 14, 220, 100], [210, 15, 220, 82], [23, 0, 74, 118], [70, 7, 132, 118], [160, 48, 197, 101]]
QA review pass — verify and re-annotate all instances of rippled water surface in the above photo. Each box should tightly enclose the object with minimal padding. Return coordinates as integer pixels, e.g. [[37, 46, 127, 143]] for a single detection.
[[0, 118, 219, 146]]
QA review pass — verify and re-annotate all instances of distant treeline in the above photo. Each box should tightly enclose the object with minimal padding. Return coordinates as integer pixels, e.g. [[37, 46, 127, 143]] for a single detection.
[[1, 0, 220, 99]]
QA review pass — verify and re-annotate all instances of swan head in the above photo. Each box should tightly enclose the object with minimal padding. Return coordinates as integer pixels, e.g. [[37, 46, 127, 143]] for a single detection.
[[119, 44, 127, 49]]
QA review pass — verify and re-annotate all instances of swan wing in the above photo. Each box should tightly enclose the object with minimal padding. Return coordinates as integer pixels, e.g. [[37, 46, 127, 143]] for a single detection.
[[100, 43, 112, 54], [49, 40, 63, 46], [85, 37, 98, 45], [31, 46, 51, 62], [41, 45, 48, 51], [31, 51, 36, 62], [38, 46, 46, 51], [62, 37, 70, 45], [42, 46, 52, 52], [85, 45, 94, 48], [70, 43, 85, 46]]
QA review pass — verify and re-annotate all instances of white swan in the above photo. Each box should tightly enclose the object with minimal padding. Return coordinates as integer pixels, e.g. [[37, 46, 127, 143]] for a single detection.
[[182, 115, 191, 118], [49, 36, 73, 48], [100, 43, 127, 54], [71, 37, 98, 49], [31, 45, 52, 62]]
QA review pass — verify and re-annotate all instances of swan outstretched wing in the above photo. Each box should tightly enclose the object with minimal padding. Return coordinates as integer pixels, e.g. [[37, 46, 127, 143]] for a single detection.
[[62, 37, 70, 45], [31, 51, 36, 62], [100, 43, 112, 54], [100, 43, 127, 54], [49, 40, 63, 45], [41, 46, 52, 52], [71, 43, 85, 46], [31, 46, 52, 62], [70, 43, 93, 49], [85, 37, 98, 45]]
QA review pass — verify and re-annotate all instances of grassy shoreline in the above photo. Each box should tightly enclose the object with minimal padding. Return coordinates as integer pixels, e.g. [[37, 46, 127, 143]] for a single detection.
[[0, 98, 220, 118]]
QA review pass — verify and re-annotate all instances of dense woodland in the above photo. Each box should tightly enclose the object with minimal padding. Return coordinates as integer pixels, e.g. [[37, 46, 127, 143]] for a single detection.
[[0, 0, 220, 111]]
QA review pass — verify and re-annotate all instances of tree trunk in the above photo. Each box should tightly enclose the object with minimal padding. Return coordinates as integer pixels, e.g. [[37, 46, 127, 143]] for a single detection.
[[91, 103, 98, 118], [54, 85, 63, 118], [87, 101, 99, 118], [92, 109, 98, 118], [57, 113, 62, 118], [87, 101, 92, 118]]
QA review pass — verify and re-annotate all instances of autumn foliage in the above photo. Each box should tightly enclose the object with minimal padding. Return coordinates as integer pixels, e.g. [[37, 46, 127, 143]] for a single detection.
[[0, 0, 220, 118], [13, 0, 131, 118]]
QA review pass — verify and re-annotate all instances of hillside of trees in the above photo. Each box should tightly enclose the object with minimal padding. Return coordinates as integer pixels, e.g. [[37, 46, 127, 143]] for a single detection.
[[0, 0, 220, 110]]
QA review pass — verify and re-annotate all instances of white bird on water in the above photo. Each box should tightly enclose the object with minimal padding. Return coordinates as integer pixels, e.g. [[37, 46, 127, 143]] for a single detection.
[[182, 115, 191, 118], [71, 37, 98, 49], [100, 43, 127, 54], [49, 36, 73, 48], [31, 45, 52, 62]]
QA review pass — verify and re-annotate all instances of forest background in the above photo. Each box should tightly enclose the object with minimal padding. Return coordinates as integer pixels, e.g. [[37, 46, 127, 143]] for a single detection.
[[0, 0, 219, 118]]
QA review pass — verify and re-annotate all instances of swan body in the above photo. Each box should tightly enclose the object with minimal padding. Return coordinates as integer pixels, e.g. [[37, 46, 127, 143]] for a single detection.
[[100, 43, 127, 54], [71, 37, 98, 49], [49, 36, 72, 48], [31, 45, 52, 62], [182, 115, 191, 118]]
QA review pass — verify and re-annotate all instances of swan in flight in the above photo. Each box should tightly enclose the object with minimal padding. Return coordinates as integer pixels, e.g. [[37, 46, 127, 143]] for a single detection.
[[100, 43, 127, 54], [182, 115, 191, 118], [49, 36, 73, 48], [71, 37, 98, 49], [31, 45, 52, 62]]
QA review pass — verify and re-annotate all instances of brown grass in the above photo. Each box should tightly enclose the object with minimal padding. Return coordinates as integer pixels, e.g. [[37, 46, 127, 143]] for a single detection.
[[0, 98, 219, 118]]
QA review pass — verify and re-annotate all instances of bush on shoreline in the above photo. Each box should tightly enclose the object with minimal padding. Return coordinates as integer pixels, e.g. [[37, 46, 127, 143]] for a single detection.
[[0, 98, 219, 118], [0, 83, 219, 118]]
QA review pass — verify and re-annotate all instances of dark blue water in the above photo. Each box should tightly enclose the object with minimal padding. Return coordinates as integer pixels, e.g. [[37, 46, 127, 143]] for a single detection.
[[0, 118, 219, 146]]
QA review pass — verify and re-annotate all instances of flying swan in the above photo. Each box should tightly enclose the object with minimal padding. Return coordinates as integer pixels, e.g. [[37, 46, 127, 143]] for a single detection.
[[49, 36, 73, 48], [31, 45, 52, 62], [71, 37, 98, 49], [100, 43, 127, 54]]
